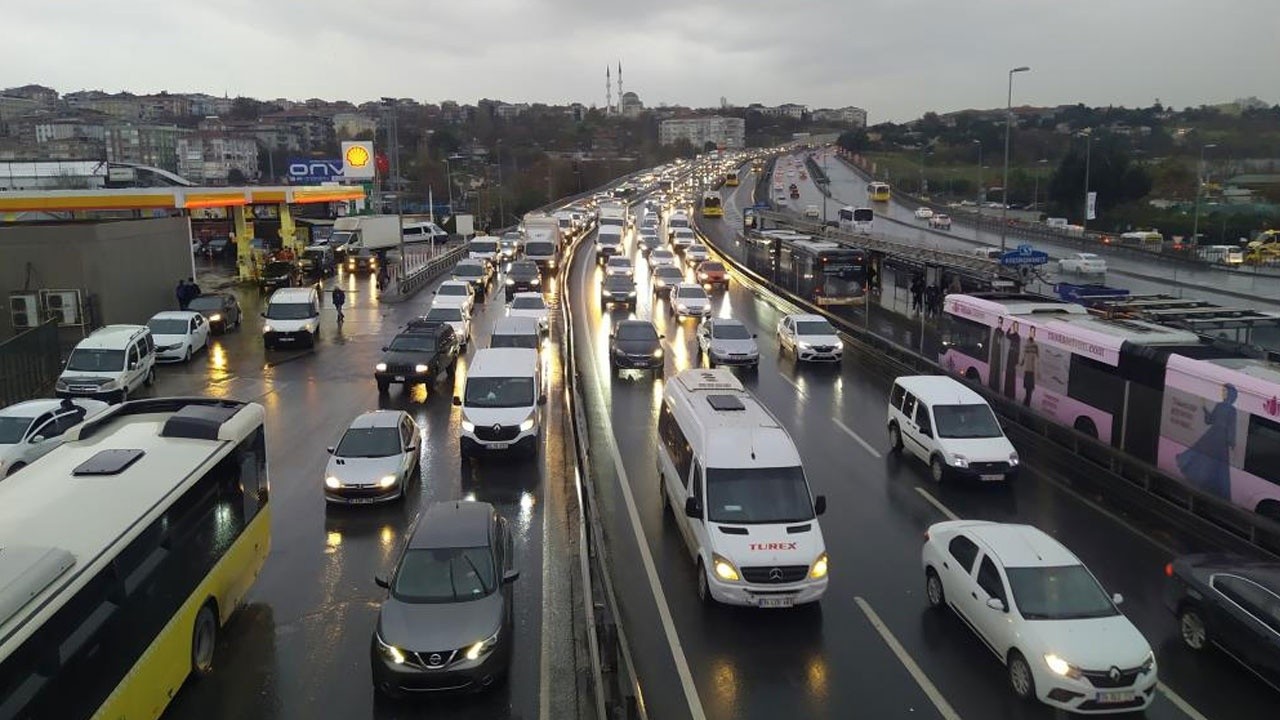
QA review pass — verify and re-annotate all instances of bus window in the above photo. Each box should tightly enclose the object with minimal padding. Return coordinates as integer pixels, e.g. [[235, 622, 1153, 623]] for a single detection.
[[1244, 415, 1280, 486]]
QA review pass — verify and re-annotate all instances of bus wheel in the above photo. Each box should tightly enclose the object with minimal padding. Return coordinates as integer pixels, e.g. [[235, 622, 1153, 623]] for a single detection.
[[1073, 417, 1099, 440], [1257, 500, 1280, 523], [191, 603, 218, 677], [964, 367, 980, 383]]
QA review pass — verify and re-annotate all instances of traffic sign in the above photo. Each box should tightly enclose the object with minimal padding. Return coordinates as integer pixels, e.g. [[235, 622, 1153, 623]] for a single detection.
[[1000, 244, 1050, 267]]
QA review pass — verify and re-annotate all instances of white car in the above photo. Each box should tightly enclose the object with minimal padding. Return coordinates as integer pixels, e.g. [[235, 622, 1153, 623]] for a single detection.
[[147, 310, 210, 363], [777, 314, 843, 363], [672, 228, 697, 251], [506, 292, 550, 334], [914, 206, 935, 220], [1059, 253, 1108, 275], [0, 398, 109, 478], [323, 410, 419, 504], [432, 280, 476, 315], [696, 318, 759, 369], [422, 303, 472, 349], [684, 244, 710, 265], [604, 256, 635, 277], [929, 214, 952, 230], [649, 249, 678, 269], [804, 205, 821, 218], [669, 283, 712, 318], [922, 521, 1156, 713]]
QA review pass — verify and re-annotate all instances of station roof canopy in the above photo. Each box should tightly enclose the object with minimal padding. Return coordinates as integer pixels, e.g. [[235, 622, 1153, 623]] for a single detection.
[[0, 185, 365, 213]]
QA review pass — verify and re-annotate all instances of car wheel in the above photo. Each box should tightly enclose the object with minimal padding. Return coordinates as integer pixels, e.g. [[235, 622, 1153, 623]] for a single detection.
[[1007, 650, 1036, 702], [925, 569, 945, 609], [191, 603, 218, 677], [119, 387, 130, 404], [1179, 605, 1209, 651], [929, 455, 946, 484], [184, 346, 192, 362], [696, 559, 713, 606], [5, 462, 25, 478], [888, 424, 903, 454]]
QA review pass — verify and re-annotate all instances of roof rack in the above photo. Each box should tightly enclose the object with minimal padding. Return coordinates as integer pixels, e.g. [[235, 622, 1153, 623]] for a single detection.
[[675, 369, 744, 393]]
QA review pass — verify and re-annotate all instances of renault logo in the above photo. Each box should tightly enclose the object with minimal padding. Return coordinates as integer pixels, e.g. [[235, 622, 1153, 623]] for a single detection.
[[492, 423, 502, 434], [769, 568, 784, 581], [428, 653, 443, 666], [1108, 667, 1121, 682]]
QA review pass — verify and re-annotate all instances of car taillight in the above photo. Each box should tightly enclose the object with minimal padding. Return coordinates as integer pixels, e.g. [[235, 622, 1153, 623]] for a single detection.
[[1164, 562, 1173, 578]]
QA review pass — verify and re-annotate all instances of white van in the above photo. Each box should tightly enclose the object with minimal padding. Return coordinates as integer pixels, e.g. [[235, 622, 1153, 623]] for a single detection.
[[468, 235, 501, 266], [55, 325, 155, 404], [455, 348, 544, 457], [886, 375, 1019, 483], [489, 316, 542, 353], [658, 369, 829, 607], [262, 286, 321, 349]]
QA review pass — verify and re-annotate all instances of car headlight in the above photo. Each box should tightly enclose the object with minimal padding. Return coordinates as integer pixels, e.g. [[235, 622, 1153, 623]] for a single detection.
[[675, 303, 688, 312], [414, 364, 430, 373], [698, 273, 708, 280], [1009, 452, 1019, 466], [378, 474, 397, 488], [796, 340, 813, 350], [506, 278, 515, 285], [531, 277, 540, 285], [375, 362, 388, 371], [101, 380, 119, 391], [1043, 653, 1081, 679], [461, 419, 476, 432], [209, 313, 222, 322], [376, 633, 406, 665], [653, 348, 663, 358], [628, 290, 636, 297], [325, 476, 341, 489], [712, 553, 740, 582], [519, 417, 536, 432], [303, 322, 315, 332], [951, 455, 969, 468], [263, 324, 273, 333], [1139, 651, 1155, 674], [464, 628, 501, 661], [810, 552, 829, 579], [56, 380, 68, 390]]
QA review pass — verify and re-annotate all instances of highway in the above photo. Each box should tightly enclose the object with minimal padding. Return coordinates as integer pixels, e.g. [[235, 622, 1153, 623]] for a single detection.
[[565, 171, 1278, 720], [776, 151, 1280, 312], [143, 263, 580, 719]]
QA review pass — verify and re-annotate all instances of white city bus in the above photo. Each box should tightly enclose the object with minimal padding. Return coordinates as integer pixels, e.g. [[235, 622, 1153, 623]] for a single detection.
[[0, 398, 270, 719]]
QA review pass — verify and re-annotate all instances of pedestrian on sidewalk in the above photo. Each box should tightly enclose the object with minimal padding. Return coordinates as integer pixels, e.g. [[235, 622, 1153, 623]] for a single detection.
[[910, 274, 924, 313], [332, 285, 346, 324]]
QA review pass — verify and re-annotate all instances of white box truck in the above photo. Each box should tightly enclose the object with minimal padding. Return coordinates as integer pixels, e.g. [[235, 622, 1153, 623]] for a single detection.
[[330, 215, 404, 253], [523, 213, 564, 251]]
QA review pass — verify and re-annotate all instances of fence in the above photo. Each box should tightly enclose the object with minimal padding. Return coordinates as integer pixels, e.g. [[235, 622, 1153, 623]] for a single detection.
[[0, 321, 61, 407]]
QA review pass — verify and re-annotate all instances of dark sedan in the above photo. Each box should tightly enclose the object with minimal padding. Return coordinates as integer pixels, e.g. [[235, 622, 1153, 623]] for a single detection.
[[187, 293, 242, 333], [599, 274, 636, 310], [609, 320, 664, 377], [375, 321, 460, 394], [1165, 554, 1280, 691], [259, 261, 301, 294], [504, 260, 542, 302], [347, 249, 379, 274], [372, 501, 518, 696]]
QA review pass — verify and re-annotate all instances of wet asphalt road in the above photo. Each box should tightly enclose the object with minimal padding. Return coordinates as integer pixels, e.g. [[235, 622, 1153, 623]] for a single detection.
[[568, 177, 1278, 719], [141, 264, 578, 720]]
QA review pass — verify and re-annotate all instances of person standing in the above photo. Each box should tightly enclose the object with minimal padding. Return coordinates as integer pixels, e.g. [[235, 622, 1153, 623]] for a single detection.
[[332, 285, 346, 324], [1020, 325, 1040, 407], [1003, 321, 1021, 399], [1176, 383, 1238, 500], [910, 274, 924, 313], [175, 278, 188, 310], [989, 317, 1005, 391]]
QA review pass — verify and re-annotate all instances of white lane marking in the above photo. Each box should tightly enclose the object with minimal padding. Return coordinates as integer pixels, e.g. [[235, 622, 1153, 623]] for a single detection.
[[914, 487, 960, 521], [855, 596, 964, 720], [834, 417, 882, 459], [577, 246, 708, 720], [1157, 682, 1210, 720], [778, 373, 801, 392]]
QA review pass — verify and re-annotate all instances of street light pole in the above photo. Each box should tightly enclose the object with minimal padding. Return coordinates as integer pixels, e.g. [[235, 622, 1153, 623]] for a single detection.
[[1032, 158, 1048, 213], [444, 156, 454, 214], [973, 139, 982, 206], [1081, 131, 1093, 233], [1191, 143, 1217, 249], [1001, 65, 1030, 252]]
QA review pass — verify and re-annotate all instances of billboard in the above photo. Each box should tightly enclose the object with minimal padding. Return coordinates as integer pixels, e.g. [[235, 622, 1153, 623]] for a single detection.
[[342, 141, 375, 179], [287, 158, 343, 185]]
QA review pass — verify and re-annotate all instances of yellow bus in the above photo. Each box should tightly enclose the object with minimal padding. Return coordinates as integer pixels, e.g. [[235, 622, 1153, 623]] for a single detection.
[[701, 192, 724, 218], [724, 173, 740, 187], [0, 398, 270, 719], [868, 181, 891, 202]]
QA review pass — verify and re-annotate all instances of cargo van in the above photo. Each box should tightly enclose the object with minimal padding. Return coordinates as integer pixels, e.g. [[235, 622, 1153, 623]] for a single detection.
[[886, 375, 1018, 483], [454, 348, 544, 457], [56, 325, 155, 404], [262, 287, 321, 349]]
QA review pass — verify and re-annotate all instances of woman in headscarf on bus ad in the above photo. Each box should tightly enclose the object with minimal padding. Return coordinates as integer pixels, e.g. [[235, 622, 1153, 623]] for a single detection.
[[1176, 383, 1237, 500]]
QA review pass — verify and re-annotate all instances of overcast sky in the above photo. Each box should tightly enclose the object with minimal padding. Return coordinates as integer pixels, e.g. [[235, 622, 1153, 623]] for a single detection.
[[3, 0, 1275, 123]]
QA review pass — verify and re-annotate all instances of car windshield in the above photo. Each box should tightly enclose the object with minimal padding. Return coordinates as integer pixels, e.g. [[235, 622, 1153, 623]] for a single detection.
[[705, 467, 815, 524], [677, 286, 707, 300], [616, 323, 658, 341], [148, 318, 190, 335], [65, 348, 125, 372], [0, 416, 35, 444], [303, 250, 325, 261], [656, 268, 684, 281], [393, 547, 496, 603], [266, 302, 313, 320], [454, 265, 482, 278], [188, 296, 222, 311], [471, 241, 498, 253], [933, 404, 1004, 439], [426, 307, 463, 322], [526, 242, 554, 256], [796, 320, 835, 336], [511, 263, 538, 276], [264, 262, 294, 275], [511, 297, 545, 310], [438, 284, 469, 296], [713, 323, 751, 340], [388, 334, 435, 352], [701, 262, 725, 273], [607, 259, 630, 268], [334, 427, 401, 458], [1005, 565, 1118, 620], [491, 333, 538, 349], [465, 376, 536, 408], [604, 277, 634, 290], [689, 245, 706, 253]]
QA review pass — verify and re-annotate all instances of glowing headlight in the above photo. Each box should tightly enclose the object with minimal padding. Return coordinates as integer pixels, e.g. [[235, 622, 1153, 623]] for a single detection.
[[376, 634, 406, 665], [628, 290, 636, 296], [414, 364, 429, 373], [1009, 452, 1019, 466], [263, 324, 273, 333], [464, 628, 500, 661], [1043, 653, 1081, 679], [531, 277, 540, 285], [796, 341, 813, 350], [378, 474, 397, 488], [519, 417, 536, 432], [461, 420, 476, 432], [303, 322, 315, 333], [698, 273, 708, 280], [951, 455, 969, 468], [375, 362, 388, 371], [653, 348, 663, 358], [325, 476, 341, 489], [712, 553, 740, 582], [506, 278, 515, 285], [810, 552, 829, 579], [209, 313, 222, 322]]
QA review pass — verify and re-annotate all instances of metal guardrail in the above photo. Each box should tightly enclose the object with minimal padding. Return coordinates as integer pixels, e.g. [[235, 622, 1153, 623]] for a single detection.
[[0, 321, 61, 407], [694, 215, 1280, 557], [379, 244, 469, 303]]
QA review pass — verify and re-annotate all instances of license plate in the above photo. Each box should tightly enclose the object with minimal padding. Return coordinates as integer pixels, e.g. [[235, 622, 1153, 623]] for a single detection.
[[488, 442, 509, 450], [1097, 691, 1135, 704], [394, 376, 405, 381], [279, 336, 295, 342], [980, 474, 1004, 482], [757, 597, 794, 609], [348, 497, 378, 504]]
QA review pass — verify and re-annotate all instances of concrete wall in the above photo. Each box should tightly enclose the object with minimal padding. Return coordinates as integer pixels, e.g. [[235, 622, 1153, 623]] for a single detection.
[[0, 217, 194, 341]]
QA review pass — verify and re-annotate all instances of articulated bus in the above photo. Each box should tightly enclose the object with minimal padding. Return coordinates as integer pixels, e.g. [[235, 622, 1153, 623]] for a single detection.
[[0, 398, 271, 719], [868, 181, 891, 202], [939, 293, 1280, 520], [837, 206, 874, 235], [700, 192, 724, 218], [745, 231, 868, 306]]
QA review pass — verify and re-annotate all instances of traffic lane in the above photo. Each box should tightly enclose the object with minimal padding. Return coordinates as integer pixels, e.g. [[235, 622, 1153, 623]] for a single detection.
[[573, 240, 954, 720], [157, 271, 552, 720]]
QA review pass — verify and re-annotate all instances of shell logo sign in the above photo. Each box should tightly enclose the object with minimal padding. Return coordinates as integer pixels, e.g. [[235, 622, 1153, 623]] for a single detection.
[[341, 141, 375, 179]]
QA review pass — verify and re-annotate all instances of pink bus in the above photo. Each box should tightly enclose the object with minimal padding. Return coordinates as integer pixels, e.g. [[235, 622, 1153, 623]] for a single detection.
[[940, 293, 1280, 520]]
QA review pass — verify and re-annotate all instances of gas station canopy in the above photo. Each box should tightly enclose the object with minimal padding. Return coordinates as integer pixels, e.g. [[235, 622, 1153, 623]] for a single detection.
[[0, 185, 364, 213]]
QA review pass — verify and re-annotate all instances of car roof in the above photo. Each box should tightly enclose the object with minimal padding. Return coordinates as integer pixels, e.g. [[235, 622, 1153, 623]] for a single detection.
[[456, 258, 485, 268], [966, 523, 1080, 568], [893, 375, 986, 404], [408, 501, 495, 550], [1178, 554, 1280, 590], [76, 324, 148, 348], [617, 319, 657, 330], [347, 410, 406, 429], [786, 313, 828, 323], [149, 311, 201, 321], [268, 287, 316, 302], [403, 318, 448, 334], [511, 292, 545, 302], [467, 348, 538, 377], [492, 316, 539, 334]]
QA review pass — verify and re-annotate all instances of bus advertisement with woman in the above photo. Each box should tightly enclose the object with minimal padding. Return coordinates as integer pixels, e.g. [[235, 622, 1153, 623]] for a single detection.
[[940, 293, 1280, 519]]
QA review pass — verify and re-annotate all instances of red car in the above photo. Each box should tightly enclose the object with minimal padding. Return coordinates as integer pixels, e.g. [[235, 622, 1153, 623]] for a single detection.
[[696, 260, 729, 290]]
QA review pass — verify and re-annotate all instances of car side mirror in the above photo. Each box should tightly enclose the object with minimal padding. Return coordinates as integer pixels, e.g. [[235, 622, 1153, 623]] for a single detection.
[[684, 497, 702, 519], [260, 312, 267, 318], [381, 346, 388, 352], [128, 362, 139, 370], [659, 334, 665, 339], [538, 394, 547, 406], [1112, 593, 1124, 606], [326, 446, 335, 454], [752, 333, 758, 339], [453, 396, 462, 406], [30, 435, 46, 444], [986, 597, 1006, 612], [375, 575, 390, 589], [503, 569, 521, 584], [814, 495, 827, 516]]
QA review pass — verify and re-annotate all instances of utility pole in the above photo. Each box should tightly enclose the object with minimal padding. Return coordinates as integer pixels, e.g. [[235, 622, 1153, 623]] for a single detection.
[[1001, 66, 1030, 252], [1191, 143, 1218, 249], [1081, 130, 1093, 233], [973, 139, 983, 206], [496, 140, 505, 228], [381, 97, 405, 279]]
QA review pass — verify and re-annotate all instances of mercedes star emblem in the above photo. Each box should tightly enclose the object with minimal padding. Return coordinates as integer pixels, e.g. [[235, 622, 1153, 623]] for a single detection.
[[769, 567, 784, 581]]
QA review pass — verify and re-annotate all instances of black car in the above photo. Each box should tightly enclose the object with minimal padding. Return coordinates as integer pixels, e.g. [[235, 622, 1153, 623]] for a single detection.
[[600, 275, 636, 310], [300, 245, 336, 278], [609, 320, 664, 377], [504, 260, 542, 302], [259, 261, 302, 294], [375, 321, 461, 394], [347, 249, 379, 274], [187, 293, 242, 333], [1165, 554, 1280, 690], [452, 259, 493, 301], [372, 501, 518, 697]]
